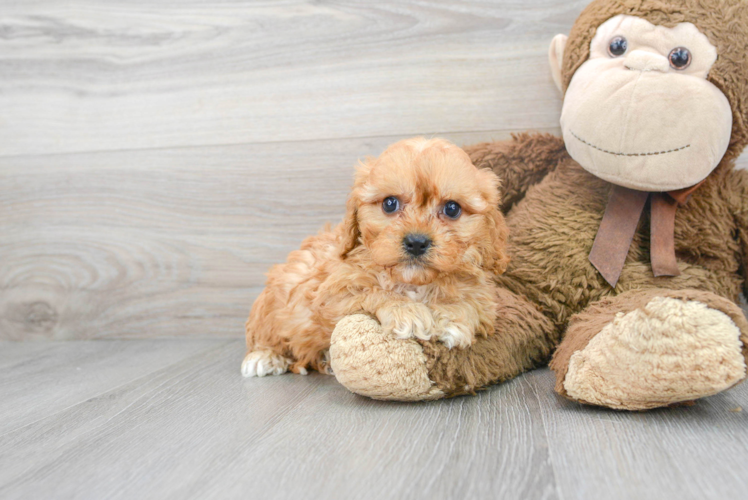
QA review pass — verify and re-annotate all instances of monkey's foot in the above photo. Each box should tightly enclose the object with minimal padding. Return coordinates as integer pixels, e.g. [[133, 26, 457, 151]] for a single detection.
[[552, 291, 747, 410]]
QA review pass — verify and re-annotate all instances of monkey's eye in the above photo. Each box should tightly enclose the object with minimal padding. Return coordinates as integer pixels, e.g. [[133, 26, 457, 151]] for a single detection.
[[669, 47, 691, 69], [443, 201, 462, 219], [608, 36, 628, 57], [382, 196, 400, 214]]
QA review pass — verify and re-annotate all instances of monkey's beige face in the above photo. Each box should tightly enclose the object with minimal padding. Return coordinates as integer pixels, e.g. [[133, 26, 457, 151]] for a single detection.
[[350, 139, 505, 286], [552, 15, 732, 191]]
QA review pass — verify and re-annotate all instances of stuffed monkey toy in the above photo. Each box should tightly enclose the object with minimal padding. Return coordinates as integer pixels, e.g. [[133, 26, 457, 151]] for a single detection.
[[328, 0, 748, 410]]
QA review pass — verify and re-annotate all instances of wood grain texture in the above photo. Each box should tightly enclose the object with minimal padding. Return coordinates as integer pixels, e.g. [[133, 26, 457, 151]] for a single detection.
[[0, 339, 227, 436], [0, 339, 557, 500], [524, 369, 748, 500], [0, 0, 581, 157], [1, 0, 747, 341], [0, 339, 746, 500]]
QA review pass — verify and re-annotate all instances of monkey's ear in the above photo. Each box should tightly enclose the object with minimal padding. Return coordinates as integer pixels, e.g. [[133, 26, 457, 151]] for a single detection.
[[549, 34, 568, 93]]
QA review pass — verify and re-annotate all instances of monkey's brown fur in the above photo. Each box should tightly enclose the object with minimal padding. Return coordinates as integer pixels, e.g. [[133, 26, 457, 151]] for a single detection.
[[419, 130, 748, 398], [329, 0, 748, 407]]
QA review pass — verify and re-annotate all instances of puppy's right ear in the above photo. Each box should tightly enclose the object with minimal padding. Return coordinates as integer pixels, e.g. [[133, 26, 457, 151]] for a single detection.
[[340, 159, 372, 258], [340, 192, 361, 259]]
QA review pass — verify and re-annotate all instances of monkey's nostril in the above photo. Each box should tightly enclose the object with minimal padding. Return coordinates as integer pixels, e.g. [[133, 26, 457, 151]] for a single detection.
[[403, 234, 431, 257]]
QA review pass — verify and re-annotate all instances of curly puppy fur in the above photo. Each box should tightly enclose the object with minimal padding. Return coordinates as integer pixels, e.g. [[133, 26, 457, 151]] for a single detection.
[[243, 138, 509, 376]]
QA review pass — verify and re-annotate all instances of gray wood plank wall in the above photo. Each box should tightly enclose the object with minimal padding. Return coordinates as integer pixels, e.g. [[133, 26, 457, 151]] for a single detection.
[[2, 1, 746, 340]]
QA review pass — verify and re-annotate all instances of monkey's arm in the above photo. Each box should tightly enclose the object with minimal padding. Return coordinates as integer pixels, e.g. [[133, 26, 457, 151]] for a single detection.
[[464, 132, 566, 213], [728, 168, 748, 297]]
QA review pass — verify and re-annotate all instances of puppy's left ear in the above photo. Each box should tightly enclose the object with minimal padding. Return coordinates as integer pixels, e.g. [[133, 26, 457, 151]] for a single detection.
[[477, 168, 510, 275]]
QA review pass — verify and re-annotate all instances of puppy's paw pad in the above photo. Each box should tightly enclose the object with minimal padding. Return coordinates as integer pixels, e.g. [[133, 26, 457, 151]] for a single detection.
[[241, 350, 290, 377]]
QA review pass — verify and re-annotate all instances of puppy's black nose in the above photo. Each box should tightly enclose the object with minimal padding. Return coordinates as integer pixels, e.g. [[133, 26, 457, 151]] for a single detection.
[[403, 234, 431, 257]]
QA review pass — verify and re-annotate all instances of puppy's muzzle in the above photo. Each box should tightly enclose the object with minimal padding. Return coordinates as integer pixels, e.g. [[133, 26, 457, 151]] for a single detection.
[[403, 233, 431, 257]]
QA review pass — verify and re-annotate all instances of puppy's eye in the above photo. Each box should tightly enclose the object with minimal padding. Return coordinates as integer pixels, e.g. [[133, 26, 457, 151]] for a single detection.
[[608, 36, 627, 57], [443, 200, 461, 219], [382, 196, 400, 214], [669, 47, 691, 69]]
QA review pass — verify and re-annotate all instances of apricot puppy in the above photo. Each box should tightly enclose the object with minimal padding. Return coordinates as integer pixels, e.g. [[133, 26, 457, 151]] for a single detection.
[[242, 137, 509, 377]]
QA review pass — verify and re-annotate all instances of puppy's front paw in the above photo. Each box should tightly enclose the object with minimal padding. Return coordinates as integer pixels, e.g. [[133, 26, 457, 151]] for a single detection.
[[377, 302, 435, 341], [241, 350, 291, 377]]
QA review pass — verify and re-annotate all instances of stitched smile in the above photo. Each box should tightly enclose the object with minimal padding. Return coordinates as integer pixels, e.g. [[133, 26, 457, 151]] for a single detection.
[[571, 131, 690, 157]]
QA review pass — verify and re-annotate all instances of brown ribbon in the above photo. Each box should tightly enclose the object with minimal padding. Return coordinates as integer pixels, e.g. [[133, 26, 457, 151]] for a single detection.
[[589, 182, 703, 288]]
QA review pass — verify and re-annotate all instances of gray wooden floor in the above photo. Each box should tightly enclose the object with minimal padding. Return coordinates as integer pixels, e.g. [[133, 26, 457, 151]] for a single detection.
[[1, 340, 747, 500]]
